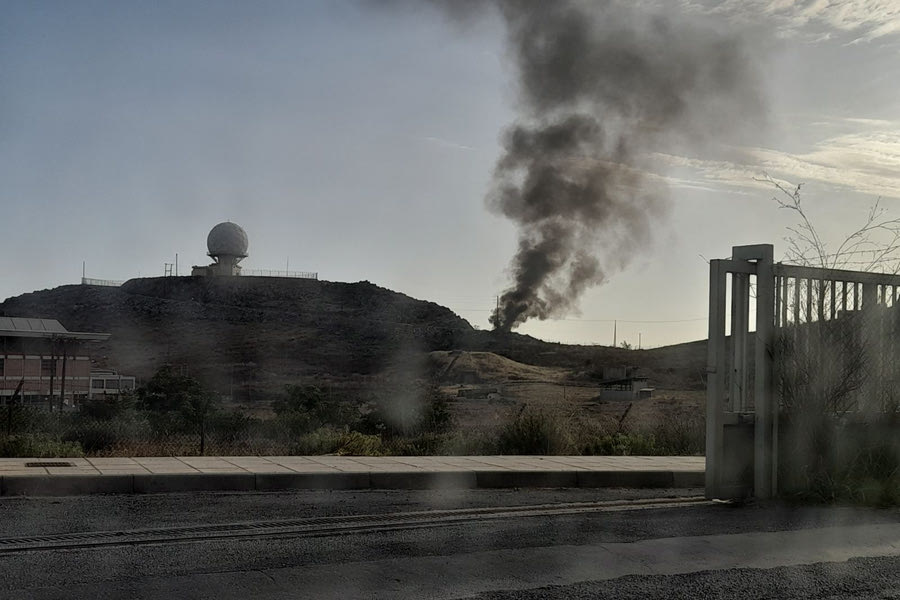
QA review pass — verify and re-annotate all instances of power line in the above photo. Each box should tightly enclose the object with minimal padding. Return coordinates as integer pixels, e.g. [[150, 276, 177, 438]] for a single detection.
[[562, 317, 706, 324], [452, 308, 705, 324]]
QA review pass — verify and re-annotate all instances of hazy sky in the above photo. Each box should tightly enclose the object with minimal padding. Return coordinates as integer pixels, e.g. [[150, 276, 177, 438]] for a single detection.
[[2, 1, 899, 347]]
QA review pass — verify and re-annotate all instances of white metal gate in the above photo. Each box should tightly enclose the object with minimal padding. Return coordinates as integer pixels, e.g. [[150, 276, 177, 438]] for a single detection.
[[706, 243, 900, 499]]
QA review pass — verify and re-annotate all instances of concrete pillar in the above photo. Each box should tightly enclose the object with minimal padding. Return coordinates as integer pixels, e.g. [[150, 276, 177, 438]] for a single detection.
[[705, 259, 727, 499]]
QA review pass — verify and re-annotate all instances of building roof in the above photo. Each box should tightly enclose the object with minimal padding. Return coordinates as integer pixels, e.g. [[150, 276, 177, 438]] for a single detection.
[[0, 317, 110, 341]]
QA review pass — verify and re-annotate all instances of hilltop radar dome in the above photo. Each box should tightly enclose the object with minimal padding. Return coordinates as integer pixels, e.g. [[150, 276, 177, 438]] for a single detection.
[[191, 222, 249, 277], [207, 221, 249, 258]]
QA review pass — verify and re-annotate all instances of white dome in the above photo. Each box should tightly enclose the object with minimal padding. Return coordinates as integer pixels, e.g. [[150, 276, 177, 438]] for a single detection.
[[207, 222, 249, 257]]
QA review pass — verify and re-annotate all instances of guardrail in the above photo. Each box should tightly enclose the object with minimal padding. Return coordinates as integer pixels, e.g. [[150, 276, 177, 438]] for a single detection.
[[81, 277, 124, 287], [241, 269, 318, 280]]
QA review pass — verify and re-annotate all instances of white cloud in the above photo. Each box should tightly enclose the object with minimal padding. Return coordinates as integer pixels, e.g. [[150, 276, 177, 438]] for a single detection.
[[651, 122, 900, 199], [678, 0, 900, 42]]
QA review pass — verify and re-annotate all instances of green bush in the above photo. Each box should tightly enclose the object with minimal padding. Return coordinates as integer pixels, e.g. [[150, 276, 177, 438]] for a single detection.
[[779, 417, 900, 505], [359, 385, 453, 438], [335, 431, 385, 456], [2, 407, 71, 438], [79, 394, 134, 421], [146, 410, 185, 438], [435, 428, 500, 455], [273, 385, 356, 433], [289, 427, 345, 455], [275, 411, 315, 438], [580, 432, 658, 456], [651, 413, 705, 455], [387, 432, 446, 456], [497, 408, 572, 455], [0, 435, 84, 458], [63, 421, 121, 454], [211, 410, 257, 444]]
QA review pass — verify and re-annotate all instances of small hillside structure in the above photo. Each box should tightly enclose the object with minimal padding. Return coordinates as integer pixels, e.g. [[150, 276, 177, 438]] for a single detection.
[[597, 376, 653, 401], [0, 317, 110, 407]]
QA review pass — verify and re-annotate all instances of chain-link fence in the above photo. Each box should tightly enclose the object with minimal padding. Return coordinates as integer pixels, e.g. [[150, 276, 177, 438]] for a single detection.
[[0, 405, 302, 457], [0, 399, 706, 459]]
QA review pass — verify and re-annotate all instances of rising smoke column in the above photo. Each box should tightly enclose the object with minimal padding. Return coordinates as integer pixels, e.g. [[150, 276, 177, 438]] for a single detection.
[[487, 1, 763, 330]]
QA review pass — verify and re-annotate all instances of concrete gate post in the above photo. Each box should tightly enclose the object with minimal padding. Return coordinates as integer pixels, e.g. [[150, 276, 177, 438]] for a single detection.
[[706, 244, 776, 500]]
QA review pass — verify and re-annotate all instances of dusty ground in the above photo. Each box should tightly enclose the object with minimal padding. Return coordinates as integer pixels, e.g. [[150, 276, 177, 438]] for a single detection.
[[447, 384, 704, 431], [431, 350, 704, 432]]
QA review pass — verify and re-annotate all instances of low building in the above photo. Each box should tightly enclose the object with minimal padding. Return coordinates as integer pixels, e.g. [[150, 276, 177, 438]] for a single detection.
[[597, 376, 652, 401], [0, 317, 110, 407], [88, 369, 137, 399]]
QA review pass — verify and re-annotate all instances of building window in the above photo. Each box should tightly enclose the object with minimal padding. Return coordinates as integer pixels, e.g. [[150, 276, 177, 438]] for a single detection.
[[106, 379, 120, 390], [91, 379, 105, 390], [0, 358, 4, 376], [41, 359, 56, 377]]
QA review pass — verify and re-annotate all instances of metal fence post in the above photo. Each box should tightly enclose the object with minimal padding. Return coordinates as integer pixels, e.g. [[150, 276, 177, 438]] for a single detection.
[[753, 246, 776, 499], [731, 273, 750, 413]]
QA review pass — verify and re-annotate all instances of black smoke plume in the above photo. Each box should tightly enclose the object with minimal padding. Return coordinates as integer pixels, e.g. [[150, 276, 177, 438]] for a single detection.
[[374, 0, 763, 331], [484, 1, 763, 330]]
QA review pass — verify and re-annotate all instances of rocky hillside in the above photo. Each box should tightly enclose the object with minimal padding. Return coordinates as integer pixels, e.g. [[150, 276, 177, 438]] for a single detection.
[[0, 276, 708, 398], [0, 277, 471, 391]]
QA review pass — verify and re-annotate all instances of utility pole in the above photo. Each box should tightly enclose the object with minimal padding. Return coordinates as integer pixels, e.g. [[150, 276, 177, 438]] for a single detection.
[[47, 339, 56, 413], [639, 332, 642, 350], [58, 340, 67, 413], [613, 320, 617, 347]]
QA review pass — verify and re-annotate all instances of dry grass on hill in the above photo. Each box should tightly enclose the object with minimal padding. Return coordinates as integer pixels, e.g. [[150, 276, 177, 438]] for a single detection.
[[429, 350, 569, 384]]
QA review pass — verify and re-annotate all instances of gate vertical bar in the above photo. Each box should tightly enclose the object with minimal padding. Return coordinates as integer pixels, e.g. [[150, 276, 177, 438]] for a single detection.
[[731, 273, 750, 412], [861, 282, 877, 413], [706, 260, 727, 499], [754, 246, 776, 499]]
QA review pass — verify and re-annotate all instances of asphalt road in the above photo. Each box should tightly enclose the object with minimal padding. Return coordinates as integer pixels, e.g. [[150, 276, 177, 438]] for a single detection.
[[1, 488, 899, 599]]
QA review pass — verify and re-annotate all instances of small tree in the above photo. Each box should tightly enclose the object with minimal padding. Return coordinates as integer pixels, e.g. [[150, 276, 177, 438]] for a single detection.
[[273, 384, 351, 433], [137, 366, 203, 414], [179, 392, 218, 456], [359, 384, 452, 439], [79, 392, 134, 421], [764, 174, 900, 271], [137, 366, 217, 454]]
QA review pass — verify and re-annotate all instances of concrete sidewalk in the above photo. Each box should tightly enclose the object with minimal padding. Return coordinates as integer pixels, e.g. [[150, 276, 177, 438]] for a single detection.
[[0, 455, 705, 496]]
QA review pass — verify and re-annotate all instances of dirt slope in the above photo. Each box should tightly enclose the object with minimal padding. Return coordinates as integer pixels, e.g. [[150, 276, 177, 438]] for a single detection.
[[429, 351, 569, 384]]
